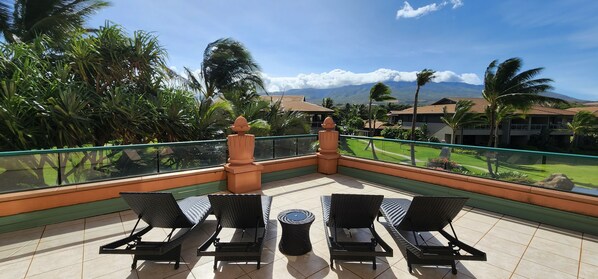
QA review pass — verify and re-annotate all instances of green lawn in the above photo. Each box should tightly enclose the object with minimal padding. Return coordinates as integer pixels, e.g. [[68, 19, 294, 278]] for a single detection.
[[340, 138, 598, 189]]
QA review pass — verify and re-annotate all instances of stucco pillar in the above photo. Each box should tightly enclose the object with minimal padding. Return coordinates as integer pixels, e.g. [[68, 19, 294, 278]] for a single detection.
[[224, 116, 264, 193], [317, 117, 340, 174]]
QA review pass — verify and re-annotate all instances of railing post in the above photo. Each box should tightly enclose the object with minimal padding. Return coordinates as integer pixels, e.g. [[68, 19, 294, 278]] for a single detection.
[[224, 116, 264, 193], [317, 117, 340, 174]]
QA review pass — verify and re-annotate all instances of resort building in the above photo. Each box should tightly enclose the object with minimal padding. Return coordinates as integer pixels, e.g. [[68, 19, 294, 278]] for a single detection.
[[260, 95, 333, 129], [389, 97, 575, 146]]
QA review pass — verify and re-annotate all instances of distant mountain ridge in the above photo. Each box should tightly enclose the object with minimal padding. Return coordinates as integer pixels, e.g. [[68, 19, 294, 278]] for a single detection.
[[269, 81, 588, 105]]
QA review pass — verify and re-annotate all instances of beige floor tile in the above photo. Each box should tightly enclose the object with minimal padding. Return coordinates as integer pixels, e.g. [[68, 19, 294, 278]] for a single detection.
[[0, 227, 43, 252], [27, 246, 83, 276], [376, 264, 424, 279], [528, 236, 580, 260], [190, 261, 245, 279], [0, 258, 31, 279], [82, 252, 134, 278], [535, 224, 582, 248], [582, 234, 598, 253], [521, 246, 578, 276], [337, 259, 390, 278], [247, 258, 304, 279], [452, 261, 511, 279], [463, 209, 502, 225], [475, 234, 527, 258], [136, 260, 190, 279], [483, 249, 521, 272], [96, 268, 139, 279], [283, 249, 330, 277], [579, 262, 598, 279], [485, 225, 533, 246], [514, 259, 576, 279], [237, 248, 279, 273], [581, 247, 598, 266], [26, 262, 82, 279], [0, 243, 36, 265], [306, 266, 361, 279], [494, 218, 538, 235], [453, 217, 494, 234], [392, 258, 451, 278]]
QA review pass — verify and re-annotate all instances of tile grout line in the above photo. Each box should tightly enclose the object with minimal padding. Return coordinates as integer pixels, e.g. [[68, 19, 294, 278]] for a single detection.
[[23, 226, 45, 278], [578, 233, 584, 279], [507, 219, 539, 279]]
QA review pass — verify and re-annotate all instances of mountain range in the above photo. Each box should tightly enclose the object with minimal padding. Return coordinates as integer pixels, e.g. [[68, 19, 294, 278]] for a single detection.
[[272, 81, 589, 105]]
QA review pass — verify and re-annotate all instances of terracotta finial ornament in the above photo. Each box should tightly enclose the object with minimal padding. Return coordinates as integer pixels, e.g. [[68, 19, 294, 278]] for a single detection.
[[231, 116, 250, 136], [321, 116, 336, 130]]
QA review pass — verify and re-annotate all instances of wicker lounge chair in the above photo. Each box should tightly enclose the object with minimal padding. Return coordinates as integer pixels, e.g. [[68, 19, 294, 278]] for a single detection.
[[321, 194, 393, 269], [197, 194, 272, 269], [99, 192, 212, 269], [379, 196, 487, 275]]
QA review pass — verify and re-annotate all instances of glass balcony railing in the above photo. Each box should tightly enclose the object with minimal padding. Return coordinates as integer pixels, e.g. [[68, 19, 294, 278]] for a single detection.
[[254, 134, 318, 161], [339, 135, 598, 197], [0, 135, 318, 194], [0, 140, 227, 194]]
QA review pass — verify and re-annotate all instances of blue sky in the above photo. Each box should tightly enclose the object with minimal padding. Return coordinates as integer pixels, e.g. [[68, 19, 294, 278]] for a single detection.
[[89, 0, 598, 100]]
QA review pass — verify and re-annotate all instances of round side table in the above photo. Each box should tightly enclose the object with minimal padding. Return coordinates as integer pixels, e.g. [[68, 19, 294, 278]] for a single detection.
[[277, 209, 315, 255]]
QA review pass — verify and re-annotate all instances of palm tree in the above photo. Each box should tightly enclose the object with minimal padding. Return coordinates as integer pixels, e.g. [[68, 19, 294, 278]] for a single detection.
[[0, 0, 110, 44], [440, 100, 480, 144], [367, 82, 394, 137], [482, 58, 563, 147], [183, 38, 264, 104], [567, 111, 597, 150], [410, 69, 435, 165]]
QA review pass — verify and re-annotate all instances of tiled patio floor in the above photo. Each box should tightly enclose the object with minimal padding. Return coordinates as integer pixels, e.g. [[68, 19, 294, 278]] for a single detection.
[[1, 173, 598, 279]]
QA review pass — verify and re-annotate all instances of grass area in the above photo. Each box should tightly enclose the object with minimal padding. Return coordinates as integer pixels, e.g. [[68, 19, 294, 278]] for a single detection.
[[340, 138, 598, 189]]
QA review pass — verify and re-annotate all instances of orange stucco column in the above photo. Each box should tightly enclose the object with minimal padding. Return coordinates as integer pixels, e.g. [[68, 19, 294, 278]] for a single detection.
[[224, 116, 264, 193], [317, 117, 340, 174]]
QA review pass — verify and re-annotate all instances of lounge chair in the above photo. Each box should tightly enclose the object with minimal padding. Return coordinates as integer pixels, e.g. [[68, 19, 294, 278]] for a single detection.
[[379, 196, 487, 275], [99, 192, 212, 269], [197, 194, 272, 269], [321, 194, 393, 269]]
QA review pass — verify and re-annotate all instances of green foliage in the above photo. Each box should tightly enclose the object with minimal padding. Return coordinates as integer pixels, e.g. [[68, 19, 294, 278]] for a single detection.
[[322, 97, 334, 108], [567, 110, 598, 149], [380, 126, 402, 139], [440, 100, 481, 144], [482, 57, 563, 147], [0, 0, 110, 44]]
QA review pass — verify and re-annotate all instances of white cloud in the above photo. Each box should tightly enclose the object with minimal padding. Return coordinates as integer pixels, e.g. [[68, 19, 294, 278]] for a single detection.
[[448, 0, 463, 9], [396, 2, 440, 19], [396, 0, 463, 20], [262, 68, 481, 92]]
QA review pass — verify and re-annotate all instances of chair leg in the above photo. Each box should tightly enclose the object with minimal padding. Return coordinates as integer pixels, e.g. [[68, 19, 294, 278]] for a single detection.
[[373, 257, 377, 270], [131, 256, 138, 270], [174, 260, 180, 270], [451, 261, 457, 274], [213, 260, 217, 270], [330, 257, 334, 268], [257, 260, 261, 270]]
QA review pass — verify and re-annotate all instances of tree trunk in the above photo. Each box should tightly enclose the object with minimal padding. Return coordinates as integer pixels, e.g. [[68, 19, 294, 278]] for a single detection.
[[451, 128, 455, 144], [365, 99, 373, 150], [410, 87, 420, 166], [487, 106, 495, 147]]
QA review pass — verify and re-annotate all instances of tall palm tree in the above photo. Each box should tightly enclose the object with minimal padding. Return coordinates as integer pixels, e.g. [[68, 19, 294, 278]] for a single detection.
[[0, 0, 110, 43], [440, 100, 480, 144], [567, 111, 597, 150], [367, 82, 394, 137], [482, 58, 563, 147], [410, 69, 435, 165], [183, 38, 264, 103]]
